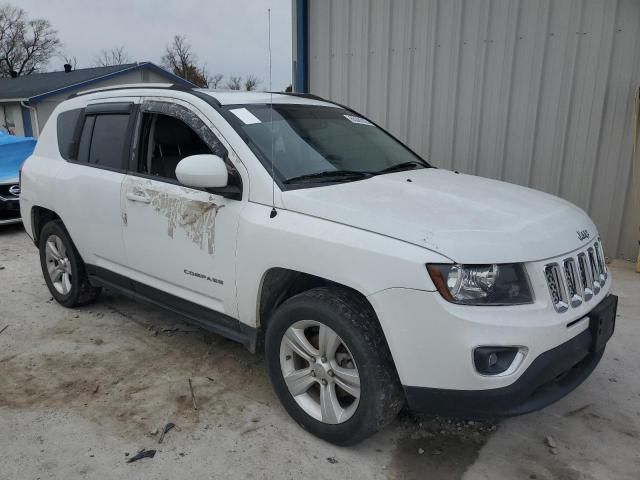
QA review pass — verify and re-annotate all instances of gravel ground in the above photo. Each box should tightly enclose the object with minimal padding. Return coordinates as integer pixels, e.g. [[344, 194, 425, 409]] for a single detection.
[[1, 224, 639, 479]]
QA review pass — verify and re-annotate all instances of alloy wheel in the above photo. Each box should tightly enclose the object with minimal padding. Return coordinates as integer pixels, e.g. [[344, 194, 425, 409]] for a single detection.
[[279, 320, 360, 424], [45, 234, 72, 295]]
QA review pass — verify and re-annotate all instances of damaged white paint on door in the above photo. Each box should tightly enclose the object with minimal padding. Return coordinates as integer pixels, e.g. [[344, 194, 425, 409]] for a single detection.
[[124, 177, 223, 254]]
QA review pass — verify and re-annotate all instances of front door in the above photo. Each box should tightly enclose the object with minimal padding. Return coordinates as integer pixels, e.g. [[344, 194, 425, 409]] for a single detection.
[[121, 100, 244, 318]]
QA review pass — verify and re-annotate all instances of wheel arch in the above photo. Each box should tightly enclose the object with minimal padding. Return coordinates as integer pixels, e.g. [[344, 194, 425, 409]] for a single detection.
[[256, 268, 368, 328], [30, 206, 62, 246], [255, 268, 397, 364]]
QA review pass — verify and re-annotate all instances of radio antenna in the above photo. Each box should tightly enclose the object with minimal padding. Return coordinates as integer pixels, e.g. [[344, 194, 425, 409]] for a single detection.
[[268, 8, 277, 219]]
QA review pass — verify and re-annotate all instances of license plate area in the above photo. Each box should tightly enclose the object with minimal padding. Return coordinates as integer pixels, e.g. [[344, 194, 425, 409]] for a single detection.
[[589, 295, 617, 352]]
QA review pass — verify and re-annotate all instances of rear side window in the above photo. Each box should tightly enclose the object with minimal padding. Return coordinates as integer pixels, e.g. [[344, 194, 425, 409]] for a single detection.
[[77, 113, 131, 170], [77, 116, 95, 162], [56, 108, 83, 160], [88, 114, 130, 168]]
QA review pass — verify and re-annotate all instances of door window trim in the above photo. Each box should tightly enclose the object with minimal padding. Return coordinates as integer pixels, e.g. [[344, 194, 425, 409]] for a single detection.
[[65, 102, 137, 174], [128, 100, 243, 199]]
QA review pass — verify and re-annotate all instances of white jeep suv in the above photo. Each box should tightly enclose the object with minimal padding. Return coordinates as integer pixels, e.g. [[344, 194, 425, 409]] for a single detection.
[[19, 85, 617, 445]]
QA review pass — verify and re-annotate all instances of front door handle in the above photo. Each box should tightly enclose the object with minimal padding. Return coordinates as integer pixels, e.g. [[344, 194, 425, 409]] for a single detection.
[[126, 191, 151, 204]]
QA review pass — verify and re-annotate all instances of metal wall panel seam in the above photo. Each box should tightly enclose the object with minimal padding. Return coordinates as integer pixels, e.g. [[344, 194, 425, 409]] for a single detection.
[[422, 0, 440, 162], [447, 0, 465, 171], [573, 1, 612, 209], [522, 0, 552, 187], [585, 0, 620, 214], [469, 0, 492, 176], [614, 1, 640, 256], [401, 0, 417, 144], [494, 0, 522, 182], [551, 0, 585, 197]]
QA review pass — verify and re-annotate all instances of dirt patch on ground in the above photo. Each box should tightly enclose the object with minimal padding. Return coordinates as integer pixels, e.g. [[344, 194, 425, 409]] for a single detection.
[[388, 414, 496, 480], [0, 296, 273, 440]]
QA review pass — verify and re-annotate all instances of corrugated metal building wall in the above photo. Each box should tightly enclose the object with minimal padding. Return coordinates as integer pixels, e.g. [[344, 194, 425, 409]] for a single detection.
[[299, 0, 640, 260]]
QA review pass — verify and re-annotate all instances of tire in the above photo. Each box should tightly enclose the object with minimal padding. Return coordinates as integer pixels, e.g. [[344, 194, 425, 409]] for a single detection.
[[265, 286, 405, 445], [39, 220, 101, 307]]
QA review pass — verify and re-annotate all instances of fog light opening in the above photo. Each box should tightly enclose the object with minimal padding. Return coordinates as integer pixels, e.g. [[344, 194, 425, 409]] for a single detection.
[[474, 346, 526, 376], [488, 352, 499, 367]]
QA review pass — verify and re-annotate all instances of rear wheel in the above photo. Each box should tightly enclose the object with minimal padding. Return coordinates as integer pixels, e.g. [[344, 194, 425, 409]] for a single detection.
[[39, 220, 101, 307], [265, 287, 404, 445]]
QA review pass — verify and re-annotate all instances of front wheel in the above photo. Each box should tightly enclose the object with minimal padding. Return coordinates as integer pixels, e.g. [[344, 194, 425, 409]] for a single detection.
[[39, 220, 101, 307], [265, 287, 405, 445]]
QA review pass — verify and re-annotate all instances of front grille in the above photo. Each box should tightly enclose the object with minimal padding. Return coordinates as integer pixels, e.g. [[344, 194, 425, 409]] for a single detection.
[[593, 242, 607, 283], [577, 253, 594, 301], [545, 264, 569, 313], [563, 258, 582, 308], [587, 248, 601, 295], [545, 239, 607, 313], [0, 183, 19, 198]]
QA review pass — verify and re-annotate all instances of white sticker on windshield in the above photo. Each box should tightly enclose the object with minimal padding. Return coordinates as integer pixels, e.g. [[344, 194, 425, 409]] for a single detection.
[[230, 107, 261, 125], [344, 114, 373, 126]]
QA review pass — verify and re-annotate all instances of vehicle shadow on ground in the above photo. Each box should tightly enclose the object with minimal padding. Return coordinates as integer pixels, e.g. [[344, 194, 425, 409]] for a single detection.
[[387, 412, 496, 480], [0, 222, 25, 235]]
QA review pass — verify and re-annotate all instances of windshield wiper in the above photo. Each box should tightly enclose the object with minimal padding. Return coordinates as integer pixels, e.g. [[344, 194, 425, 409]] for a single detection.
[[283, 170, 372, 184], [283, 161, 431, 184], [375, 161, 430, 175]]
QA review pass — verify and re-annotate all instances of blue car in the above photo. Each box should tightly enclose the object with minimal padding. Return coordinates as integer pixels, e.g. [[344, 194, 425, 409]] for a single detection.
[[0, 132, 36, 225]]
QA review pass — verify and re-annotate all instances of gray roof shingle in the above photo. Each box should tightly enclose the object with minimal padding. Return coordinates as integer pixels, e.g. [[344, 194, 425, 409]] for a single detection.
[[0, 62, 181, 101]]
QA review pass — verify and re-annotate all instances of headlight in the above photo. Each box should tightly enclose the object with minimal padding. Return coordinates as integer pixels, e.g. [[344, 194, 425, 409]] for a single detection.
[[427, 263, 533, 305]]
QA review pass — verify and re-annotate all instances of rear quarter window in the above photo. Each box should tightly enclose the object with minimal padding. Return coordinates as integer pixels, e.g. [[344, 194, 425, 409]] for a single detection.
[[56, 108, 83, 160]]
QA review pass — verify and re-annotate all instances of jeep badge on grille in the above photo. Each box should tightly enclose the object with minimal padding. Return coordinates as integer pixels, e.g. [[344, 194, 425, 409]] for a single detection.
[[577, 229, 590, 241]]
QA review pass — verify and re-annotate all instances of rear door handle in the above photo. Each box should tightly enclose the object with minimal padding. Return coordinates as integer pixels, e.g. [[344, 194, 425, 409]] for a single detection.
[[126, 192, 151, 204]]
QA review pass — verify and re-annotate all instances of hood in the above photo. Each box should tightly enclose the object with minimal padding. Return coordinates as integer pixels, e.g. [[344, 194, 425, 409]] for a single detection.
[[282, 169, 597, 263]]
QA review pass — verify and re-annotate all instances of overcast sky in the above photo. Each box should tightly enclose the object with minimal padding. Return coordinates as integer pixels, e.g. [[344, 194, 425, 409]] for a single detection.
[[17, 0, 293, 89]]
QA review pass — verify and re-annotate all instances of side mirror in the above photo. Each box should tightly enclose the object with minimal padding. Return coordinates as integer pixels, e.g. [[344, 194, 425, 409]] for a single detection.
[[175, 154, 228, 189]]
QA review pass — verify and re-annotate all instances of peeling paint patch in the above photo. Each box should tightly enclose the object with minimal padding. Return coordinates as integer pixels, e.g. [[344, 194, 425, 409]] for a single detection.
[[148, 190, 222, 254], [125, 178, 223, 254]]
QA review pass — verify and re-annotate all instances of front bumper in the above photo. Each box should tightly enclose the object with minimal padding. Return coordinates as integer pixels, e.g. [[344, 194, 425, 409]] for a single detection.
[[0, 194, 21, 225], [368, 257, 615, 416], [404, 326, 605, 417]]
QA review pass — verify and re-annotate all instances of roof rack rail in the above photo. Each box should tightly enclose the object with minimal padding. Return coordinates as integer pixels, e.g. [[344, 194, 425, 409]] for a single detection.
[[67, 83, 192, 100], [269, 91, 326, 102]]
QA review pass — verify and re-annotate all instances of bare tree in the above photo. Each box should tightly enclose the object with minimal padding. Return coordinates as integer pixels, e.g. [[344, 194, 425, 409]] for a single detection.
[[0, 4, 61, 76], [161, 34, 208, 87], [95, 46, 130, 67], [226, 75, 242, 90], [244, 75, 260, 91], [199, 62, 213, 88], [210, 73, 224, 89]]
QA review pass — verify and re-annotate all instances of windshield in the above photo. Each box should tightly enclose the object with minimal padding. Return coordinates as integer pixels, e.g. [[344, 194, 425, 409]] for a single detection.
[[225, 104, 430, 186]]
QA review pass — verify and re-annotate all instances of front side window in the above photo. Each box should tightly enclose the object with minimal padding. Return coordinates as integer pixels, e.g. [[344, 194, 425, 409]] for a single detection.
[[134, 102, 234, 188], [136, 113, 213, 180], [225, 104, 430, 186]]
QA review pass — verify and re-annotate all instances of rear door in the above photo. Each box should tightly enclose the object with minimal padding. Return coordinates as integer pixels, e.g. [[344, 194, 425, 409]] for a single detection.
[[54, 100, 138, 271]]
